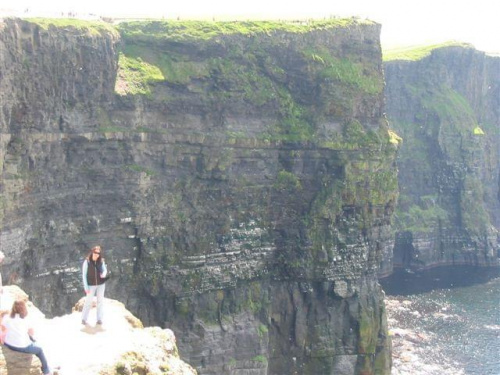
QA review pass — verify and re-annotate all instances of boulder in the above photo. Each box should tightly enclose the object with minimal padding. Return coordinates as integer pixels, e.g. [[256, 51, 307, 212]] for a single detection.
[[0, 346, 42, 375]]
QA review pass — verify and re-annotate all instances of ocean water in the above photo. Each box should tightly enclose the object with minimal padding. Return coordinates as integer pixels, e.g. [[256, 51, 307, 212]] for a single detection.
[[380, 267, 500, 375]]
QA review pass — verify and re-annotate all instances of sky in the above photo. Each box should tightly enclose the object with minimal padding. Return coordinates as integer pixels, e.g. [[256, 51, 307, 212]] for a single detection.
[[1, 0, 499, 54]]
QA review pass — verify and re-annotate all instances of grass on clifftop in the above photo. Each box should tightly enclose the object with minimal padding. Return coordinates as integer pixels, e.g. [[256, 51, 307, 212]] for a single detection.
[[383, 41, 473, 61], [25, 18, 119, 36], [117, 18, 375, 42]]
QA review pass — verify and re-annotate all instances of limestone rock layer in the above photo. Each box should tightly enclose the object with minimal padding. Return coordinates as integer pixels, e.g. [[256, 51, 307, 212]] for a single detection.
[[0, 18, 397, 374], [384, 45, 500, 272]]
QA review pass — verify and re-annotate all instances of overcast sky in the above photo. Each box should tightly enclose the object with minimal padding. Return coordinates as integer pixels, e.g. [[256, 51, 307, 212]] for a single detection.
[[1, 0, 499, 54]]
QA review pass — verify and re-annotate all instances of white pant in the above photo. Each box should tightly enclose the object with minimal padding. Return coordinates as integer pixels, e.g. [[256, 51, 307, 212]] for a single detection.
[[82, 284, 106, 322]]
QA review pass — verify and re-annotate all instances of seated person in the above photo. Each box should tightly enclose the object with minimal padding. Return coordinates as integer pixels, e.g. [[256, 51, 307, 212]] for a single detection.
[[0, 299, 55, 375]]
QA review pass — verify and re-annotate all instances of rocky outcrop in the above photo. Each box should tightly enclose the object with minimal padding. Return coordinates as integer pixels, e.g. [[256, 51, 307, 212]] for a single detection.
[[0, 285, 196, 375], [384, 45, 500, 273], [0, 18, 398, 374], [0, 286, 46, 375]]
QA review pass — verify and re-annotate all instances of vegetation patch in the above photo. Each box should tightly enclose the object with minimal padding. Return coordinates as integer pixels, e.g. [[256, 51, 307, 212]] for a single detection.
[[117, 18, 375, 43], [257, 324, 268, 338], [119, 44, 210, 87], [252, 355, 268, 363], [383, 41, 473, 61], [358, 307, 378, 354], [115, 52, 165, 96], [25, 18, 118, 37], [388, 130, 402, 145], [423, 87, 475, 126], [274, 170, 302, 192], [341, 160, 399, 206], [317, 121, 392, 151], [243, 282, 265, 314], [473, 126, 485, 135], [395, 200, 450, 233], [304, 47, 383, 94]]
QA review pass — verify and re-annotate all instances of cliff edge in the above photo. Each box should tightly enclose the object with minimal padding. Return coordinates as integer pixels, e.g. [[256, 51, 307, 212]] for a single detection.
[[384, 43, 500, 272], [0, 285, 197, 375]]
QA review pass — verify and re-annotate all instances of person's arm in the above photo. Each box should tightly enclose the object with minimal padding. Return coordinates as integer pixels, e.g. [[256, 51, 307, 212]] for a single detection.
[[0, 323, 6, 344], [82, 260, 89, 293], [100, 260, 107, 278], [26, 317, 36, 341]]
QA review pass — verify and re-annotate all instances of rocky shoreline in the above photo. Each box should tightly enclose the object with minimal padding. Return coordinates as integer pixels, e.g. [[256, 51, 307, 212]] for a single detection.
[[386, 296, 465, 375]]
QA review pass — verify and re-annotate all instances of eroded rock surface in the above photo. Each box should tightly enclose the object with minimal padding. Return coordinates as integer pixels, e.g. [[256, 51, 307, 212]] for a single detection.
[[384, 45, 500, 273], [0, 18, 397, 374], [0, 285, 196, 375]]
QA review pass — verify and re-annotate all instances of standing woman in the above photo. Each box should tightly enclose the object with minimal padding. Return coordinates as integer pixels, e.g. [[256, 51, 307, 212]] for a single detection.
[[81, 245, 107, 325], [0, 300, 55, 375]]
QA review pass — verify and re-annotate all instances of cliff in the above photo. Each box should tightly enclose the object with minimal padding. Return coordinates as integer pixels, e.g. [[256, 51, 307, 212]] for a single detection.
[[0, 285, 196, 374], [384, 43, 500, 272], [0, 18, 398, 374]]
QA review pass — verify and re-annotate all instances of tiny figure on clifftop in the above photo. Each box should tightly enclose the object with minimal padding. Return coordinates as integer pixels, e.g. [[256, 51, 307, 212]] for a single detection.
[[81, 245, 108, 326], [0, 300, 57, 375]]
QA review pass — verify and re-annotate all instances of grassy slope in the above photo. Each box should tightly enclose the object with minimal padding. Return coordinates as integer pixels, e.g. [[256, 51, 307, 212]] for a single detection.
[[383, 41, 473, 61]]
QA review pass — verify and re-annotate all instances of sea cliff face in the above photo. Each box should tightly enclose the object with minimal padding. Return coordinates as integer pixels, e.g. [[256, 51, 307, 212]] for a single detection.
[[0, 18, 397, 374], [384, 45, 500, 273]]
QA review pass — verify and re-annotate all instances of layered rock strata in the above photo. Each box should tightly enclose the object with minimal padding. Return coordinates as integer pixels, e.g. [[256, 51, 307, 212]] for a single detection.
[[0, 18, 398, 374], [384, 45, 500, 273]]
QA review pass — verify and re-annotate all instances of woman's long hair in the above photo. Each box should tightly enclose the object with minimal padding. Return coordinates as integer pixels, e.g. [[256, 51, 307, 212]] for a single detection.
[[86, 245, 103, 263], [10, 300, 28, 319]]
